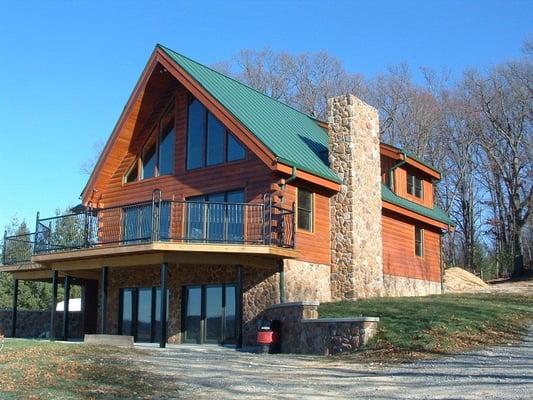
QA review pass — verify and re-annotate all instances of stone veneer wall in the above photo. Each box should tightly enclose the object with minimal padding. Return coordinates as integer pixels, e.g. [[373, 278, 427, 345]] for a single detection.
[[283, 260, 331, 303], [327, 94, 384, 300], [104, 263, 280, 346], [262, 302, 379, 355], [383, 274, 442, 297], [0, 310, 83, 339]]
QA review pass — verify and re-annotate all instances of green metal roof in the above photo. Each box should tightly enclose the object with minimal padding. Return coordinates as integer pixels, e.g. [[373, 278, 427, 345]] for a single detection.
[[381, 184, 454, 226], [158, 44, 341, 183], [159, 45, 452, 226]]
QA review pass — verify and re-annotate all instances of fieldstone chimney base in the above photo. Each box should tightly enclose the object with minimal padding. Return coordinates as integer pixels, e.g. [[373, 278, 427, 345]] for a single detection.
[[327, 94, 384, 300]]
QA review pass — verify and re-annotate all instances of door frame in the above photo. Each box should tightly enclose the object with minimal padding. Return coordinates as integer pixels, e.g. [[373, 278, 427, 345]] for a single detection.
[[118, 286, 168, 343], [181, 282, 238, 345]]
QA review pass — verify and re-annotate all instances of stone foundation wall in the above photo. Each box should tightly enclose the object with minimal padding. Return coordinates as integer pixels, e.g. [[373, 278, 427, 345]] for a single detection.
[[242, 266, 280, 346], [328, 94, 384, 301], [283, 260, 331, 303], [383, 274, 442, 297], [0, 309, 83, 339], [262, 302, 378, 355]]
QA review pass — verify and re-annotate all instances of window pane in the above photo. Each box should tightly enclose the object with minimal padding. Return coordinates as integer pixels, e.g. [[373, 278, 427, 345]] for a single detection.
[[224, 285, 237, 342], [226, 190, 245, 242], [159, 201, 171, 240], [415, 178, 423, 198], [142, 142, 156, 179], [187, 196, 206, 240], [125, 161, 138, 183], [137, 288, 152, 342], [297, 189, 313, 231], [227, 133, 246, 161], [407, 174, 414, 195], [206, 193, 225, 242], [415, 227, 423, 256], [205, 285, 223, 343], [121, 289, 133, 336], [159, 123, 174, 175], [206, 113, 225, 166], [298, 210, 312, 231], [298, 189, 312, 211], [185, 286, 202, 343], [187, 99, 206, 169]]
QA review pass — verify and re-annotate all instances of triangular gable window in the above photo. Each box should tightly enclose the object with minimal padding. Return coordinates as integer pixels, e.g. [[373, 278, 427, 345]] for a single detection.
[[186, 96, 246, 170], [123, 105, 175, 184]]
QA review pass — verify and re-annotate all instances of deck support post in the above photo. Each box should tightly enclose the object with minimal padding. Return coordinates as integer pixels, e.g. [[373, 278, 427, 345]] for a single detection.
[[50, 270, 59, 341], [62, 275, 70, 340], [100, 267, 108, 334], [278, 260, 285, 304], [236, 265, 243, 348], [11, 278, 19, 338], [159, 262, 168, 348]]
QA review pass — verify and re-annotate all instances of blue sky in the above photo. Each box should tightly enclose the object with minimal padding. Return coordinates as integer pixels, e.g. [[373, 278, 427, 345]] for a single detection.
[[0, 0, 531, 231]]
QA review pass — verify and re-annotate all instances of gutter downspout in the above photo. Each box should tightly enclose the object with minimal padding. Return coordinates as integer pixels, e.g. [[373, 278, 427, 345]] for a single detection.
[[278, 165, 297, 304], [387, 151, 407, 192], [440, 224, 451, 294]]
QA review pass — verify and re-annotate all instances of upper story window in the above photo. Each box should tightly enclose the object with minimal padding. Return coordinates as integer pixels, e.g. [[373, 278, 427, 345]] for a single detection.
[[407, 173, 423, 198], [186, 97, 246, 170], [415, 226, 424, 257], [125, 160, 139, 183], [158, 122, 175, 175], [123, 111, 175, 183], [141, 139, 157, 179], [297, 189, 313, 232]]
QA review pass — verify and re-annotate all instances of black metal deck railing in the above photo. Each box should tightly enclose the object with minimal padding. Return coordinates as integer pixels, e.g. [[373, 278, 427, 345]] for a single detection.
[[2, 192, 295, 265]]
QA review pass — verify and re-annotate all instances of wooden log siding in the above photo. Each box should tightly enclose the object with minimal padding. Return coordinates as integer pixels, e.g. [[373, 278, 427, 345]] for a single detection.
[[283, 183, 331, 265], [382, 210, 442, 282]]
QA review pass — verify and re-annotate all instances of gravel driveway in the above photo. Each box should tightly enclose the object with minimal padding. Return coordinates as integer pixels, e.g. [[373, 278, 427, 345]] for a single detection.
[[131, 326, 533, 399]]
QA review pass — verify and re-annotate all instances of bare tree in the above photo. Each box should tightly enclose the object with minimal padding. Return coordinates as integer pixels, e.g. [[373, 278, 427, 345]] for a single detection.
[[216, 48, 367, 119], [463, 57, 532, 276]]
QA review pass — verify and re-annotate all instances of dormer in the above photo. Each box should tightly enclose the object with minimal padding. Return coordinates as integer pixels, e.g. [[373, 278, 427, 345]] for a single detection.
[[379, 143, 440, 208]]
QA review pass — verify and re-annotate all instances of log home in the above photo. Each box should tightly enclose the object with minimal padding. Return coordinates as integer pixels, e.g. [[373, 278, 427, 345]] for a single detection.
[[1, 44, 453, 347]]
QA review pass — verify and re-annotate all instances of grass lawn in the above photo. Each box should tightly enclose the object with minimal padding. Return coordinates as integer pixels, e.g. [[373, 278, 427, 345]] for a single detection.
[[319, 293, 533, 361], [0, 340, 177, 400]]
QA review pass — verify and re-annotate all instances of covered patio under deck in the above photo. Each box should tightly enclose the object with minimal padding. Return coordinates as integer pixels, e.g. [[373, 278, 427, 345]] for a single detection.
[[3, 243, 297, 348]]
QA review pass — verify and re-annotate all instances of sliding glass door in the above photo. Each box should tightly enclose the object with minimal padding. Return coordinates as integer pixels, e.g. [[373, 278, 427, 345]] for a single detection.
[[119, 286, 169, 343], [183, 283, 237, 344], [186, 190, 244, 243], [122, 202, 171, 243]]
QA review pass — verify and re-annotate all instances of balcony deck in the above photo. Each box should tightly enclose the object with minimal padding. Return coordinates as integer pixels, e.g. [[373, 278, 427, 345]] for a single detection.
[[2, 196, 297, 274]]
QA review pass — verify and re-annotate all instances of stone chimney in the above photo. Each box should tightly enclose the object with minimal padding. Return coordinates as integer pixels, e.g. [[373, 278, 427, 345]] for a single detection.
[[327, 94, 383, 300]]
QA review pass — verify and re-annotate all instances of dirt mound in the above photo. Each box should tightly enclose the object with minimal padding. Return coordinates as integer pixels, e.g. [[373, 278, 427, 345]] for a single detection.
[[444, 267, 490, 293]]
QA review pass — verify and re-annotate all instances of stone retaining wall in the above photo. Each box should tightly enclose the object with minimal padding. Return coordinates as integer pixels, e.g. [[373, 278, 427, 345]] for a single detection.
[[0, 309, 84, 339], [262, 301, 378, 355]]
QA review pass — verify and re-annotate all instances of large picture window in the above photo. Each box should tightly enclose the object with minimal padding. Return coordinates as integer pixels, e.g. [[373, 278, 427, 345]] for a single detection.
[[186, 97, 246, 170], [297, 189, 313, 231], [158, 123, 175, 175]]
